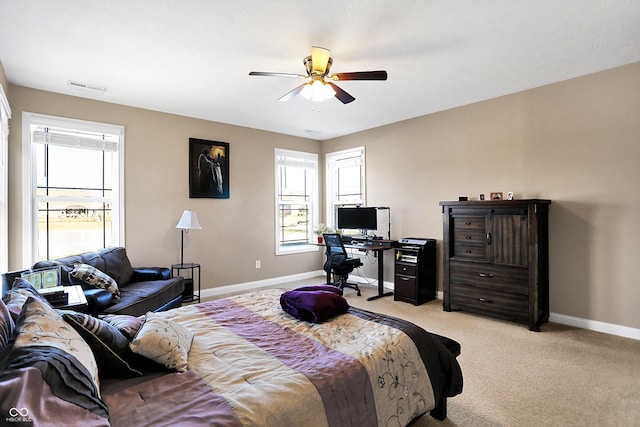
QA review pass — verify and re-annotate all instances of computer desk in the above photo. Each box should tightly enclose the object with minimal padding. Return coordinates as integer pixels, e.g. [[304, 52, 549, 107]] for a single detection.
[[343, 240, 397, 301]]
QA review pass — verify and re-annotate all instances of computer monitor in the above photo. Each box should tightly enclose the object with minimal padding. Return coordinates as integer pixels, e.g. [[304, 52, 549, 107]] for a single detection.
[[337, 207, 378, 231]]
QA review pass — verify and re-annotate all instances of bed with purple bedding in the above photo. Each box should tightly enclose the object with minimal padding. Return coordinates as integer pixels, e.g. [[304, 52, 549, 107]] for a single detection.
[[1, 284, 462, 426], [102, 288, 462, 426]]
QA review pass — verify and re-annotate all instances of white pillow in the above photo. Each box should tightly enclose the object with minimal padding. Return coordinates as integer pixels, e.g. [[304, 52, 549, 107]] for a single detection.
[[129, 312, 194, 372]]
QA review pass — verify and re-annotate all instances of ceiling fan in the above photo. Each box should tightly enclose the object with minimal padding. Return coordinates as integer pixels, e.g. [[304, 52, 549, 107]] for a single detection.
[[249, 46, 387, 104]]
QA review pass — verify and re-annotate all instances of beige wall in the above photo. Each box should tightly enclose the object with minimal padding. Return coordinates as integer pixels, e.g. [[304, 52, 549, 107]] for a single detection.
[[6, 86, 323, 287], [322, 62, 640, 330], [5, 60, 639, 330]]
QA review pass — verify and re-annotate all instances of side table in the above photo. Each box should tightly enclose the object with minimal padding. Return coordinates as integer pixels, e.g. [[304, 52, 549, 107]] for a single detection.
[[171, 263, 201, 303], [51, 285, 89, 312]]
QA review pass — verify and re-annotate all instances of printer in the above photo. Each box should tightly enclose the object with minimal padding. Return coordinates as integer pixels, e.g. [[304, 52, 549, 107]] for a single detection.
[[398, 237, 435, 248]]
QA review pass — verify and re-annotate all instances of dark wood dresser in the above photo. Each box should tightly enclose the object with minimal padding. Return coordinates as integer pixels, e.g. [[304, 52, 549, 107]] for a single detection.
[[440, 199, 551, 331]]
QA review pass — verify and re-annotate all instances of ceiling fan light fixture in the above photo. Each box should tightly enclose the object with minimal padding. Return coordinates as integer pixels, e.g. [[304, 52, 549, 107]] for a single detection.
[[300, 80, 335, 102]]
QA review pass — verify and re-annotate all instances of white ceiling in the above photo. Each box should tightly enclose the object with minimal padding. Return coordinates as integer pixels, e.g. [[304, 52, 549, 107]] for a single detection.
[[1, 0, 639, 140]]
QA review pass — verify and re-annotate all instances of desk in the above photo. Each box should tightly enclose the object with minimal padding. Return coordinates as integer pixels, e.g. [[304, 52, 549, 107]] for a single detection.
[[343, 240, 396, 301]]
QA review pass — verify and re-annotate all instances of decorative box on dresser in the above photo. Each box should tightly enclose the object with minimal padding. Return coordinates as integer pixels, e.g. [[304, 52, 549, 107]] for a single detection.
[[439, 199, 551, 331]]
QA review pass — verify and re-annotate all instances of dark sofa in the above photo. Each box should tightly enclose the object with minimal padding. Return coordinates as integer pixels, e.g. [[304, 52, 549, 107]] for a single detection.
[[4, 247, 184, 316]]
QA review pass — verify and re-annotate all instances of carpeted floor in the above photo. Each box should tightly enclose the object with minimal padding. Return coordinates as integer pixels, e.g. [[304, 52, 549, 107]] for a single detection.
[[205, 277, 640, 426]]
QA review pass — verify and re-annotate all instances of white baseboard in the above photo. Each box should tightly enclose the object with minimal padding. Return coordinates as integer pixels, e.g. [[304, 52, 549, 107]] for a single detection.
[[549, 312, 640, 341], [200, 272, 640, 341], [199, 270, 325, 300]]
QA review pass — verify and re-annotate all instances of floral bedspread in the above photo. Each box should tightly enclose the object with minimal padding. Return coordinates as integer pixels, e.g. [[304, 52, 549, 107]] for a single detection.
[[103, 288, 462, 427]]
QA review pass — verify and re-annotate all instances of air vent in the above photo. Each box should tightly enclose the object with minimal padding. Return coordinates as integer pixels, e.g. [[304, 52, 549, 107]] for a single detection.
[[67, 80, 106, 94]]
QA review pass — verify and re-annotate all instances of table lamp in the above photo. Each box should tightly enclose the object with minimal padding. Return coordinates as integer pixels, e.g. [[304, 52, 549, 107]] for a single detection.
[[175, 209, 201, 264]]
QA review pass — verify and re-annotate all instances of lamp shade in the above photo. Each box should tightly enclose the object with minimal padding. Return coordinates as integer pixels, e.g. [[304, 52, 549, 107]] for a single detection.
[[175, 210, 202, 230]]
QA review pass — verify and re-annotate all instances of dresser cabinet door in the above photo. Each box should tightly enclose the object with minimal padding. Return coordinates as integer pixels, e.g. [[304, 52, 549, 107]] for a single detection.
[[489, 208, 529, 267]]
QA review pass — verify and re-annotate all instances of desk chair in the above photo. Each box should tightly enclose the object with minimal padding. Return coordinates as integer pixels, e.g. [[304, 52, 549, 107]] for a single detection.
[[323, 233, 363, 296]]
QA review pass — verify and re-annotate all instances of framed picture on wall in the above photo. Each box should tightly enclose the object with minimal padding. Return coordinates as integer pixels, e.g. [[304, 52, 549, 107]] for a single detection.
[[189, 138, 230, 198]]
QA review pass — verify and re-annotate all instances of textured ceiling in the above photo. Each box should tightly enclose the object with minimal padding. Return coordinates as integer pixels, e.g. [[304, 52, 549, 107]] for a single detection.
[[1, 0, 639, 140]]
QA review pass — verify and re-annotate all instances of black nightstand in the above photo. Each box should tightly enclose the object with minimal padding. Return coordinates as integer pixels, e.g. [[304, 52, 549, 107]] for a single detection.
[[171, 263, 201, 303]]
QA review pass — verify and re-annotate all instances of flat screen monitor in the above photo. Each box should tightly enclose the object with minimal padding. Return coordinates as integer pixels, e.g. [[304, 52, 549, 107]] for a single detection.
[[337, 207, 377, 231]]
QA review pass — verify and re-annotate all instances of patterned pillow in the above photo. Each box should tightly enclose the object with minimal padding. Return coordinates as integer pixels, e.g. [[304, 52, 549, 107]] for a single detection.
[[70, 263, 120, 299], [129, 312, 194, 372], [0, 297, 107, 419], [101, 314, 144, 340], [61, 311, 143, 379], [1, 278, 51, 320], [0, 299, 14, 352]]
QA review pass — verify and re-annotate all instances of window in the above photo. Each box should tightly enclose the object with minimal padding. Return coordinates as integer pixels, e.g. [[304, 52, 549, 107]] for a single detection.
[[275, 148, 318, 254], [0, 85, 10, 273], [325, 147, 366, 230], [22, 113, 124, 263]]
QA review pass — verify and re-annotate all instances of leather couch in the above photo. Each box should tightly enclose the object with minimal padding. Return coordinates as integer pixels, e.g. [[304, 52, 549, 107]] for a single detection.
[[12, 247, 184, 316]]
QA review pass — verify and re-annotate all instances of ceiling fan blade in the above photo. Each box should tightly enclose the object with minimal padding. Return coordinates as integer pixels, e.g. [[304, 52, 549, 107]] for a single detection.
[[277, 83, 307, 102], [327, 82, 355, 104], [311, 46, 331, 74], [330, 70, 388, 81], [249, 71, 305, 78]]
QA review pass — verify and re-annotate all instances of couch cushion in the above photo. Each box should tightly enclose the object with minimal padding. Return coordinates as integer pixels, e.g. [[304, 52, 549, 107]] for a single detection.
[[102, 277, 184, 317], [99, 247, 134, 286], [33, 252, 104, 286]]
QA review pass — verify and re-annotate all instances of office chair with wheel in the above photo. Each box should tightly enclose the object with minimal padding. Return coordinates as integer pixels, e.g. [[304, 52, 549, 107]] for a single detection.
[[322, 233, 363, 296]]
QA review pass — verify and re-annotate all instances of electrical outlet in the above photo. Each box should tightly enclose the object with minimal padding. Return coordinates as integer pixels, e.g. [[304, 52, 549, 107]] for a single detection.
[[255, 260, 261, 269]]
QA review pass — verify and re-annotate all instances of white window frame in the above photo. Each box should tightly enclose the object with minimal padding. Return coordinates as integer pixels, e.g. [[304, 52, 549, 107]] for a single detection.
[[22, 112, 125, 265], [0, 84, 11, 273], [274, 148, 318, 255], [325, 146, 366, 230]]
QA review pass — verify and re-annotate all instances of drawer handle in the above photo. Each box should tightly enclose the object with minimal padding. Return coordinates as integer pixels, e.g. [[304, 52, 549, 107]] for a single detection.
[[479, 298, 493, 303], [478, 273, 494, 278], [465, 221, 471, 225], [401, 277, 411, 281], [465, 235, 472, 239], [486, 232, 492, 245], [465, 250, 472, 254]]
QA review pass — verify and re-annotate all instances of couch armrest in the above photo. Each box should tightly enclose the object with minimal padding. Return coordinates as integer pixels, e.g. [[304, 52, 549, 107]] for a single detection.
[[83, 288, 113, 316], [131, 267, 171, 282]]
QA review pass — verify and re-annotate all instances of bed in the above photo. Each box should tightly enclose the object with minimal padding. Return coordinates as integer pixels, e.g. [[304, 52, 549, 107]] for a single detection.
[[101, 288, 463, 426], [1, 284, 462, 426]]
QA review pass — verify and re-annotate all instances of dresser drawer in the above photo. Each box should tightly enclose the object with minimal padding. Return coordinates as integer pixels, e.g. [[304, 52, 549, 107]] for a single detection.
[[449, 283, 529, 322], [452, 242, 487, 260], [452, 215, 485, 232], [395, 275, 417, 299], [395, 262, 417, 276], [450, 261, 529, 294], [453, 228, 486, 245]]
